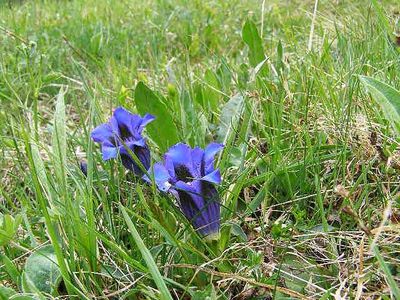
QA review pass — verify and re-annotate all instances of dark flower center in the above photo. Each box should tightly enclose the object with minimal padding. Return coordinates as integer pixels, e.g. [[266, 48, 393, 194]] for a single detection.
[[118, 123, 132, 140], [108, 135, 118, 146], [175, 165, 193, 182]]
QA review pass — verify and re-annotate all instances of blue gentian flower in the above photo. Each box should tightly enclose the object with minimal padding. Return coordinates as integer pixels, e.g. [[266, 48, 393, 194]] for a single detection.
[[145, 143, 224, 239], [91, 107, 155, 175], [79, 161, 88, 176]]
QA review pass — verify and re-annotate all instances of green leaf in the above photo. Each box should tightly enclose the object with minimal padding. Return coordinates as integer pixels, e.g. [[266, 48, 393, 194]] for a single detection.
[[100, 265, 126, 280], [120, 205, 173, 300], [0, 286, 17, 300], [217, 93, 244, 143], [1, 254, 21, 284], [228, 222, 247, 242], [359, 76, 400, 134], [281, 254, 321, 293], [52, 88, 67, 187], [204, 69, 221, 111], [29, 142, 53, 206], [192, 284, 217, 300], [22, 245, 62, 296], [245, 186, 266, 216], [179, 90, 197, 144], [134, 82, 179, 151], [242, 20, 266, 68], [370, 0, 391, 33], [0, 214, 22, 247]]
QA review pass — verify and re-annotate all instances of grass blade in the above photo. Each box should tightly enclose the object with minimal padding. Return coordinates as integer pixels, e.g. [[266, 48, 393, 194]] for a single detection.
[[120, 204, 173, 300], [372, 245, 400, 298]]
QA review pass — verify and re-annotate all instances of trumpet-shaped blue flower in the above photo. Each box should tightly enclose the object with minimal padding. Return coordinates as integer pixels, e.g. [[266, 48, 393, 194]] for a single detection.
[[145, 143, 224, 238], [91, 107, 155, 175], [79, 161, 88, 176]]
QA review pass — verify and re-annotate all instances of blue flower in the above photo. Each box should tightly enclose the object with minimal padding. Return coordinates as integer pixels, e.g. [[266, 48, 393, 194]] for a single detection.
[[79, 161, 88, 176], [145, 143, 224, 238], [91, 107, 155, 175]]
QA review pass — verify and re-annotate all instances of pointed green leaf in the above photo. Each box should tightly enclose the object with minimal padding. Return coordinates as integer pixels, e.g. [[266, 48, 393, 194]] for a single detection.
[[52, 88, 67, 186], [242, 20, 266, 68], [217, 93, 244, 143], [134, 82, 179, 151], [0, 214, 22, 247], [204, 69, 221, 111], [10, 295, 39, 300], [359, 76, 400, 134], [30, 142, 52, 203], [1, 254, 21, 284]]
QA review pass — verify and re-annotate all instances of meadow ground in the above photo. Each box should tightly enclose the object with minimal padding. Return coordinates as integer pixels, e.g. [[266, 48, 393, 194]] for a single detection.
[[1, 0, 400, 299]]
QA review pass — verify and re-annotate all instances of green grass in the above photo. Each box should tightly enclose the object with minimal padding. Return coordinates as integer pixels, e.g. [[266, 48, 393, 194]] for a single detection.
[[1, 0, 400, 298]]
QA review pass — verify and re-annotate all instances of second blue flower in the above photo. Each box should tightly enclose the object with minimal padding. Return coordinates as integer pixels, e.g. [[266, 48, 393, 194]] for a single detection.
[[91, 107, 155, 175], [145, 142, 224, 238]]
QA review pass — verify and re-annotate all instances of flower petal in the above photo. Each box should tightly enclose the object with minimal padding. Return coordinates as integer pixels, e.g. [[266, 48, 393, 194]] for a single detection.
[[112, 108, 154, 141], [119, 139, 146, 153], [201, 169, 221, 184], [166, 143, 191, 166], [118, 141, 149, 174], [112, 107, 138, 139], [203, 142, 224, 174], [79, 161, 88, 176], [109, 114, 121, 137], [144, 162, 172, 192], [174, 180, 199, 197], [191, 147, 204, 178], [102, 145, 118, 160], [164, 154, 176, 181], [113, 107, 135, 125], [174, 180, 220, 237], [120, 145, 151, 175], [165, 143, 195, 181], [139, 114, 155, 131], [91, 123, 113, 144]]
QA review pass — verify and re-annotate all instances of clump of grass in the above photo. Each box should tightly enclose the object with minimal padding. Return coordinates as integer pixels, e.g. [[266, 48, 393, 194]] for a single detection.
[[1, 0, 400, 298]]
